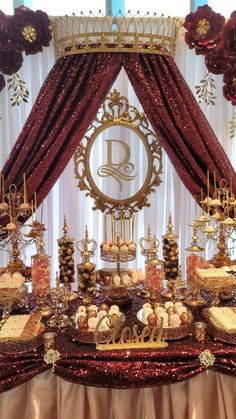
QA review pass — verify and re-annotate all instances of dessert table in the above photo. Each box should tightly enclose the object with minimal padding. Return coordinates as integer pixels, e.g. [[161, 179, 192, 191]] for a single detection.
[[0, 295, 236, 419]]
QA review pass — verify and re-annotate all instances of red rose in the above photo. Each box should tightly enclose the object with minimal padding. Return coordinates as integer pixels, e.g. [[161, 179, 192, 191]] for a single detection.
[[0, 49, 23, 75], [0, 73, 5, 91], [184, 5, 225, 55], [223, 67, 236, 105], [205, 47, 230, 74], [7, 7, 52, 55], [222, 13, 236, 56]]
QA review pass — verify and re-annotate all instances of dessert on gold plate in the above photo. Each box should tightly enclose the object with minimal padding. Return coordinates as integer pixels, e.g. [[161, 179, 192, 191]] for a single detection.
[[137, 301, 193, 340], [208, 307, 236, 333], [208, 306, 236, 345], [195, 268, 234, 286], [0, 313, 43, 341], [68, 303, 125, 344], [0, 313, 44, 353], [97, 268, 144, 288]]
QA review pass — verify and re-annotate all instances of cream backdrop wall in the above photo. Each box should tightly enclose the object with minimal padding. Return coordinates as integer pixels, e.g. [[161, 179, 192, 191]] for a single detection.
[[0, 26, 235, 280]]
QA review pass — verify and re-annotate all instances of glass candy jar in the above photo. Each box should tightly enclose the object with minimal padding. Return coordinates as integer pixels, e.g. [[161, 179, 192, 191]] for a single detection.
[[31, 238, 52, 316], [162, 214, 179, 281], [145, 257, 164, 294], [58, 216, 77, 301]]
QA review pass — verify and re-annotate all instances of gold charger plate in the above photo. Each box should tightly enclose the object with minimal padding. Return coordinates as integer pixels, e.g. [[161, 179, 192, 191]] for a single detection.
[[0, 323, 45, 353], [137, 309, 193, 340], [68, 313, 126, 345]]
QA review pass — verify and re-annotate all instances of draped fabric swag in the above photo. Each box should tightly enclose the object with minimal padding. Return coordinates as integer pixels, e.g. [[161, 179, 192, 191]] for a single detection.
[[1, 52, 235, 212]]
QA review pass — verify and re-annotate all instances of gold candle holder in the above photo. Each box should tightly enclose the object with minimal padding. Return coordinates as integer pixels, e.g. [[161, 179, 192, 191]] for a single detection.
[[193, 176, 236, 267]]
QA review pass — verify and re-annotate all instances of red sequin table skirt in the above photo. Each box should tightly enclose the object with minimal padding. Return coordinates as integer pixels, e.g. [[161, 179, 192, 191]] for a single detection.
[[0, 293, 236, 393]]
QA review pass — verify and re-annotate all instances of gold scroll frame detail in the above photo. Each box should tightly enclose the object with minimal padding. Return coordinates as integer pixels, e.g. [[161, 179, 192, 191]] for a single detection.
[[74, 89, 163, 216]]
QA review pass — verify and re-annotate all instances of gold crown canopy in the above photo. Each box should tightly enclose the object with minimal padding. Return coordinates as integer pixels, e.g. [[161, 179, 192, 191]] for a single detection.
[[52, 11, 182, 59]]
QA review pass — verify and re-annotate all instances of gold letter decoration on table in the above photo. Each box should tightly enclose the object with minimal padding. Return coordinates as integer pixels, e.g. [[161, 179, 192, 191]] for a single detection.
[[95, 316, 168, 351]]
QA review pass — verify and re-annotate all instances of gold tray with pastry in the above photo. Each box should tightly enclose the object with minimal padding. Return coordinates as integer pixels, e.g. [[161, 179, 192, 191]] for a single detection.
[[193, 268, 236, 305], [207, 306, 236, 345], [0, 313, 45, 353]]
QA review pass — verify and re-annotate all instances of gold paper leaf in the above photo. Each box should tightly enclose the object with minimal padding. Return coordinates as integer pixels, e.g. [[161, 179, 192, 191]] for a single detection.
[[7, 72, 29, 106], [195, 73, 216, 106], [229, 112, 236, 139]]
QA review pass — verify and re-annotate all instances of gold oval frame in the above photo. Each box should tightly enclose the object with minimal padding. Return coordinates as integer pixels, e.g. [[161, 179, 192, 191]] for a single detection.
[[74, 89, 163, 215]]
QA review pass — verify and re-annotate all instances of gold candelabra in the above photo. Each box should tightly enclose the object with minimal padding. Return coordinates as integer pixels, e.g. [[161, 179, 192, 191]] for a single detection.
[[193, 175, 236, 267], [0, 177, 44, 275]]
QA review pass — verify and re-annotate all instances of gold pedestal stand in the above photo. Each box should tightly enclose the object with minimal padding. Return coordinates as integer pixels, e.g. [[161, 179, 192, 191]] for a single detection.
[[209, 226, 232, 268], [161, 280, 175, 300], [35, 296, 52, 317], [48, 274, 71, 328], [184, 286, 207, 309]]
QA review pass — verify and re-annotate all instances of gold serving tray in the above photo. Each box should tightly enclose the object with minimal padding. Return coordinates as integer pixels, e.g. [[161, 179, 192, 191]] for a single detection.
[[208, 318, 236, 345], [0, 284, 28, 303], [0, 323, 45, 353], [68, 313, 126, 345], [193, 274, 236, 292], [137, 309, 193, 340]]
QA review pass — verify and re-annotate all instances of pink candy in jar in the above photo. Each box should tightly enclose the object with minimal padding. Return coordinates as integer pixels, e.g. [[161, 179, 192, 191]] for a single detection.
[[186, 254, 214, 283], [31, 255, 51, 297], [145, 261, 164, 292]]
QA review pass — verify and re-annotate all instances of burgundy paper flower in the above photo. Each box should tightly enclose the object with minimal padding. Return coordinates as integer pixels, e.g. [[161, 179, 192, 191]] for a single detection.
[[222, 11, 236, 56], [183, 5, 225, 55], [0, 73, 5, 92], [0, 49, 23, 75], [7, 7, 52, 55], [223, 67, 236, 105], [0, 29, 9, 49], [205, 47, 230, 74]]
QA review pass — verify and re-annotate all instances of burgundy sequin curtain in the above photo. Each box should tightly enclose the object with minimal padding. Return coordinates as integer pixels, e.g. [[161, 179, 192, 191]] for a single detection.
[[1, 53, 123, 205], [123, 54, 236, 199], [1, 52, 235, 209]]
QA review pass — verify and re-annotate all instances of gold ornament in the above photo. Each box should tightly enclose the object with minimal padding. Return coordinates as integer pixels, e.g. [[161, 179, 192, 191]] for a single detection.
[[44, 349, 61, 372], [199, 349, 215, 369]]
